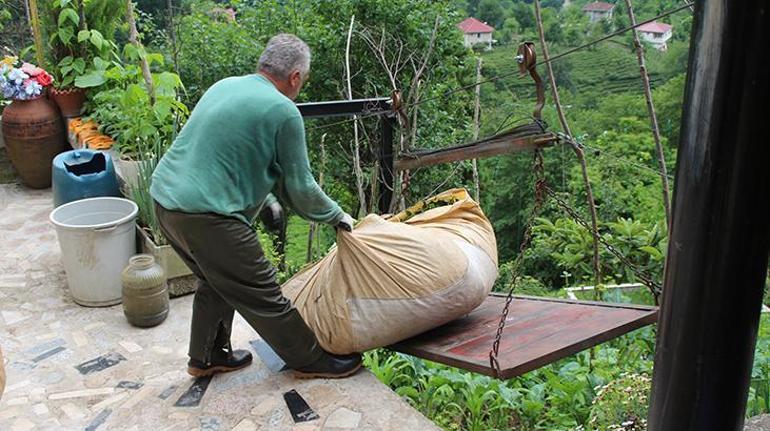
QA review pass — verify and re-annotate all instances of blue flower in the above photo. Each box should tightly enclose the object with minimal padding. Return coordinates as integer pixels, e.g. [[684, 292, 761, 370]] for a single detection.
[[2, 85, 16, 99], [7, 68, 28, 85], [24, 81, 42, 97]]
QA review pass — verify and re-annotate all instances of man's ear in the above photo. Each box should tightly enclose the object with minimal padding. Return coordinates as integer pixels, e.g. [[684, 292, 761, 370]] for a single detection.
[[290, 70, 302, 86]]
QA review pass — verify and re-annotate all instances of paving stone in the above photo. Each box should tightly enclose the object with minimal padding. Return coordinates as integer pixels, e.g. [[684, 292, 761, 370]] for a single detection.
[[199, 416, 222, 431], [175, 376, 213, 407], [49, 387, 115, 400], [90, 392, 129, 412], [153, 346, 173, 355], [159, 385, 180, 400], [6, 397, 29, 406], [28, 387, 46, 402], [60, 403, 87, 420], [10, 418, 35, 431], [71, 331, 88, 347], [1, 310, 31, 325], [32, 403, 50, 415], [251, 397, 283, 417], [75, 352, 127, 375], [31, 346, 66, 363], [231, 418, 258, 431], [3, 379, 31, 393], [84, 408, 112, 431], [116, 381, 144, 390], [25, 338, 66, 356], [0, 407, 19, 420], [119, 341, 143, 354], [323, 407, 362, 429], [120, 385, 154, 410]]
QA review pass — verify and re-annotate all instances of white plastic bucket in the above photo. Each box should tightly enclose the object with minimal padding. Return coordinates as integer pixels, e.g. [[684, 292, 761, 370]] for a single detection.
[[50, 197, 138, 307]]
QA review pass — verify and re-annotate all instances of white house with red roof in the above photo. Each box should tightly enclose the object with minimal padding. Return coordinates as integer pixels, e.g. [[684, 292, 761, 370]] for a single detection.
[[457, 17, 495, 50], [582, 2, 615, 23], [637, 21, 674, 51]]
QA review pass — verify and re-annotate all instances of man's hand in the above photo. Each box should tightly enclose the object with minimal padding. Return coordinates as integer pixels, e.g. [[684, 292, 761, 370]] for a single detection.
[[336, 213, 356, 232]]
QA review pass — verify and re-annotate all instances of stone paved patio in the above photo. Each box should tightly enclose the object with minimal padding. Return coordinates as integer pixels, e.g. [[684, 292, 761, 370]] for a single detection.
[[0, 184, 439, 431]]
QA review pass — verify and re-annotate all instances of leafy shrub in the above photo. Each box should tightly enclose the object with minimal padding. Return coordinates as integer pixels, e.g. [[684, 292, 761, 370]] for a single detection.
[[87, 52, 188, 158], [173, 1, 261, 105], [524, 216, 666, 289], [40, 0, 124, 89]]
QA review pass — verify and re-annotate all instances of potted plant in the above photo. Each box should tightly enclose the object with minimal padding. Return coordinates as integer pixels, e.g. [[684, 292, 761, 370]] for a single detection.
[[129, 138, 196, 297], [87, 56, 188, 189], [0, 56, 65, 188], [43, 0, 122, 117]]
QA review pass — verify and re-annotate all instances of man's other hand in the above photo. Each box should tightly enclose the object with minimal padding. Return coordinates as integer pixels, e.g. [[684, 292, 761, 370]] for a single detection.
[[336, 213, 356, 232]]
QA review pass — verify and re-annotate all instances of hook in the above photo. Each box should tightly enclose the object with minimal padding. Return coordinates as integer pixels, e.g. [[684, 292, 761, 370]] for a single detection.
[[516, 42, 545, 122]]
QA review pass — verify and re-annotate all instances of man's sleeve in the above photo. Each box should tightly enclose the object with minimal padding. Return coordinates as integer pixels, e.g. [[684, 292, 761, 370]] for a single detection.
[[274, 113, 344, 225]]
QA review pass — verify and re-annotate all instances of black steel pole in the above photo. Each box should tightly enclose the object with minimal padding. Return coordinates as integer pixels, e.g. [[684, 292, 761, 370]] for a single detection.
[[648, 1, 770, 429], [378, 115, 396, 214]]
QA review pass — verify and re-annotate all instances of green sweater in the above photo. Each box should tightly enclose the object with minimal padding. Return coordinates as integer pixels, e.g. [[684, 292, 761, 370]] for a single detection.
[[151, 74, 344, 225]]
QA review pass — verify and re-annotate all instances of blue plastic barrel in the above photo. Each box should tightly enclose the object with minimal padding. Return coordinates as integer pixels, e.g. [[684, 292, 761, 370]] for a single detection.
[[52, 150, 120, 207]]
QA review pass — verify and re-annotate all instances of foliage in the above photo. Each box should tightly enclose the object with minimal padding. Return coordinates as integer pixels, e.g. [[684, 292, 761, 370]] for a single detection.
[[525, 215, 666, 288], [0, 0, 12, 34], [748, 314, 770, 417], [87, 53, 188, 158], [40, 0, 124, 89], [583, 373, 651, 431], [130, 137, 166, 245], [172, 0, 261, 105]]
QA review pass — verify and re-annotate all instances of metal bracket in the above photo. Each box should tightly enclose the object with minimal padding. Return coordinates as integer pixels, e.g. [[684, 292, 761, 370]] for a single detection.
[[516, 42, 545, 121]]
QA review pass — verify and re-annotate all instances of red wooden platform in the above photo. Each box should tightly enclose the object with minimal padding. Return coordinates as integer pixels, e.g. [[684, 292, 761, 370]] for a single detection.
[[391, 294, 658, 379]]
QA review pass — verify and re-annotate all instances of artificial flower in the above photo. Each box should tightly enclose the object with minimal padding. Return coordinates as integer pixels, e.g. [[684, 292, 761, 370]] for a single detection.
[[0, 56, 17, 68], [23, 81, 43, 97], [36, 71, 53, 87], [8, 68, 29, 85], [21, 62, 44, 77]]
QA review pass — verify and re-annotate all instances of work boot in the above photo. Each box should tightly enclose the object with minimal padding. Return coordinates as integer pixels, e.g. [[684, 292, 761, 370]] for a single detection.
[[187, 348, 253, 377], [292, 352, 362, 379]]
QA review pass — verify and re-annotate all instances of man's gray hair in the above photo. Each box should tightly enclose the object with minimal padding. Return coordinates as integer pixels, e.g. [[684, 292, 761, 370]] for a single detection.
[[257, 34, 311, 80]]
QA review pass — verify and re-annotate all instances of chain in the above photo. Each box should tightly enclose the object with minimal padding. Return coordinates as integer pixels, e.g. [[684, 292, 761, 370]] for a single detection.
[[543, 186, 663, 298], [489, 149, 547, 377]]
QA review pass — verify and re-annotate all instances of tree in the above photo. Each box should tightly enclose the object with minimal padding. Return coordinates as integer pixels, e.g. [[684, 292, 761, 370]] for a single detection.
[[511, 2, 536, 32], [477, 0, 504, 28], [497, 16, 522, 43]]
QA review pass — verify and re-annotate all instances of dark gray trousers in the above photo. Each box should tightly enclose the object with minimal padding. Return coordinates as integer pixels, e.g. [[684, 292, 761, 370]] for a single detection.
[[154, 202, 324, 368]]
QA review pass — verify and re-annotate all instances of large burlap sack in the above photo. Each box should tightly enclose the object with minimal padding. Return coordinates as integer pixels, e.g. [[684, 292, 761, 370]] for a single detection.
[[283, 188, 498, 354]]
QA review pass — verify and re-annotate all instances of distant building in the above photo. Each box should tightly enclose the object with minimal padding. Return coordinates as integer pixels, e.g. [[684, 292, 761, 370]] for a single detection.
[[457, 17, 495, 50], [582, 2, 615, 23], [637, 21, 673, 51]]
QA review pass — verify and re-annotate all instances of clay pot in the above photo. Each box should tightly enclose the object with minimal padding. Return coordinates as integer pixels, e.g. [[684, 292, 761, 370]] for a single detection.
[[122, 254, 169, 328], [49, 87, 87, 118], [1, 97, 65, 188]]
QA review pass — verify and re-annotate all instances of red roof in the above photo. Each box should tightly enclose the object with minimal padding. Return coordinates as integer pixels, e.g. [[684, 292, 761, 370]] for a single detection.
[[582, 2, 615, 12], [457, 17, 494, 34], [637, 21, 673, 34]]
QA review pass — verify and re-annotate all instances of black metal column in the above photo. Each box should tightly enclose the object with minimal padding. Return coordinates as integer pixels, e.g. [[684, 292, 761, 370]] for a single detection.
[[648, 1, 770, 429], [378, 115, 396, 214]]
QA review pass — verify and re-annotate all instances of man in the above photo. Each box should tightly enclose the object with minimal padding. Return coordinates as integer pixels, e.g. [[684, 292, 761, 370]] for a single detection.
[[150, 34, 360, 379]]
